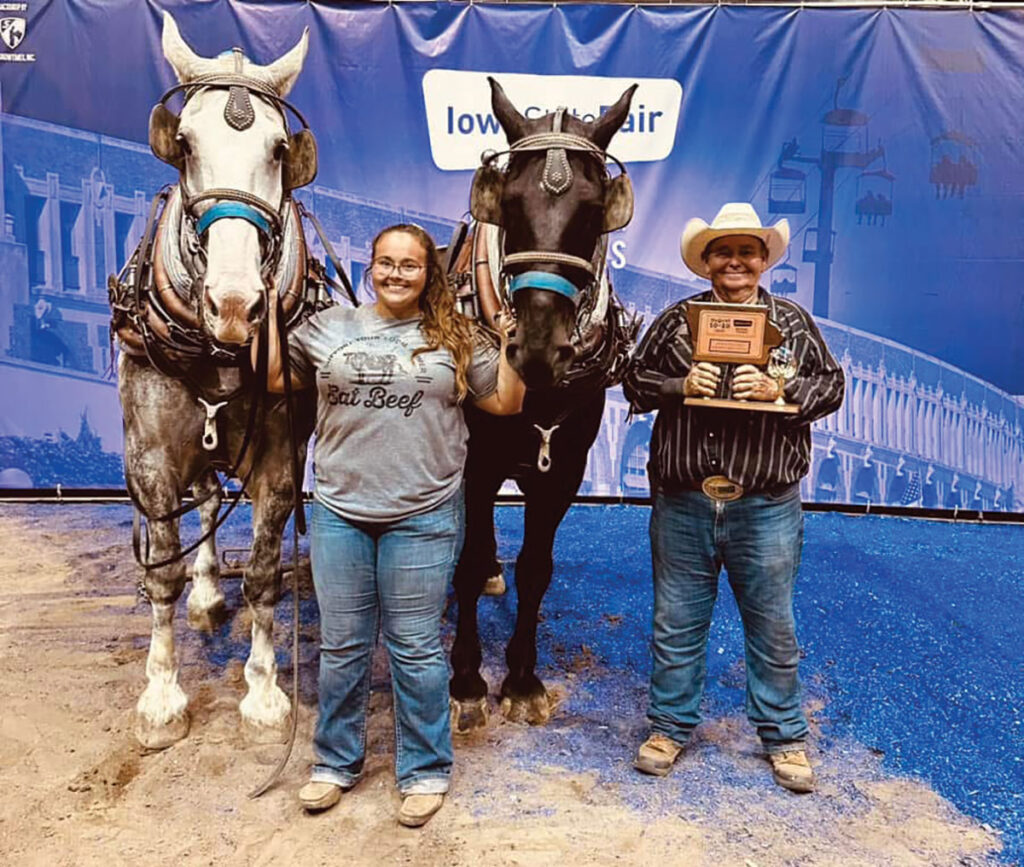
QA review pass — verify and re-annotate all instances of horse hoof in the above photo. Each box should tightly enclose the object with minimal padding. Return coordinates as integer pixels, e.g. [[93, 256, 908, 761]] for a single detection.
[[242, 715, 291, 745], [135, 711, 190, 750], [482, 573, 506, 596], [449, 697, 489, 734], [186, 599, 227, 633], [500, 692, 553, 726]]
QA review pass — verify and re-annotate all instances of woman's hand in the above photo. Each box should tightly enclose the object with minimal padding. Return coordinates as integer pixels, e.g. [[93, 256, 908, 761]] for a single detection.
[[474, 310, 525, 416], [492, 308, 515, 346]]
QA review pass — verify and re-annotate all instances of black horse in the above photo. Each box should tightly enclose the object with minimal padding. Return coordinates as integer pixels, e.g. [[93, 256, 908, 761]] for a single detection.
[[449, 78, 638, 730]]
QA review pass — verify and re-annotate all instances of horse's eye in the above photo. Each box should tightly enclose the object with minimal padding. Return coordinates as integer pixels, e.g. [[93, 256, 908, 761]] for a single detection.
[[175, 134, 192, 157], [273, 140, 288, 162]]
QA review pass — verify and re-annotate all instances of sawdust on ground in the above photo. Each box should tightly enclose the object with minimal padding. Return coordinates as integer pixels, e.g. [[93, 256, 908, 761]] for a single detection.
[[0, 508, 1002, 867]]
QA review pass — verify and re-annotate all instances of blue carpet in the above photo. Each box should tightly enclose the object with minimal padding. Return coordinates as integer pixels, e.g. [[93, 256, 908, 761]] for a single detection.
[[482, 505, 1023, 864]]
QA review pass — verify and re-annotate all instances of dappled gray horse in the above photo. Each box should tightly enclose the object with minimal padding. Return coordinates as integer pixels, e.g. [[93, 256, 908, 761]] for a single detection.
[[111, 13, 322, 749]]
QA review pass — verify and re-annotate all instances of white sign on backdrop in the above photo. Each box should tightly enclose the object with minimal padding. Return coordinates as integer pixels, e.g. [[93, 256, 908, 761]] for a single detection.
[[422, 69, 683, 171]]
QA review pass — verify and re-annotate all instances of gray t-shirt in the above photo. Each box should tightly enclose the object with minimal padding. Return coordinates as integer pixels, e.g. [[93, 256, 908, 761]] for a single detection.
[[289, 304, 499, 522]]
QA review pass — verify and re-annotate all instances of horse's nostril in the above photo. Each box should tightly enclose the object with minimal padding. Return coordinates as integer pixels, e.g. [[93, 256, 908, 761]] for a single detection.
[[247, 295, 266, 324], [555, 345, 575, 365]]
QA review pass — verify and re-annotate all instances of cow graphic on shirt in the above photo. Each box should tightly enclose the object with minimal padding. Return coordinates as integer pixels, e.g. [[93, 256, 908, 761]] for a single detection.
[[344, 351, 398, 385]]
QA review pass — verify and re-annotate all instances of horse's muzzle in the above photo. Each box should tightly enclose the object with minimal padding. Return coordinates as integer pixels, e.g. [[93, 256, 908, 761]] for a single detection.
[[507, 341, 575, 389], [204, 289, 266, 344]]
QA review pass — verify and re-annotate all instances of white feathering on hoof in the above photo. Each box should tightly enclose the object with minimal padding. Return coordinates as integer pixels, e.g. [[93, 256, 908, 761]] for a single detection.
[[449, 696, 490, 735], [239, 606, 290, 738], [136, 602, 189, 748], [186, 567, 225, 632]]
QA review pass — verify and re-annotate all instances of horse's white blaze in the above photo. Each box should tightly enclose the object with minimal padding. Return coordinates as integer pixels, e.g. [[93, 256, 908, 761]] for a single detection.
[[238, 604, 290, 728], [137, 602, 188, 725], [177, 90, 285, 343], [160, 10, 310, 345], [178, 90, 286, 205]]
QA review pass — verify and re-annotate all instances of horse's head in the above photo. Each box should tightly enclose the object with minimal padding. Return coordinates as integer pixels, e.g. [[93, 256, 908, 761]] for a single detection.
[[154, 12, 311, 345], [474, 78, 636, 388]]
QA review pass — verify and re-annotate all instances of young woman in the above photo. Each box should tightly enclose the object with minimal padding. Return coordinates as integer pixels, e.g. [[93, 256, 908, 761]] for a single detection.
[[258, 223, 524, 826]]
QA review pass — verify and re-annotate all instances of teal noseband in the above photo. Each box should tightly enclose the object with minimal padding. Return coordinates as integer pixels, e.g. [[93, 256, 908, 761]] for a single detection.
[[509, 271, 580, 303], [196, 201, 273, 237]]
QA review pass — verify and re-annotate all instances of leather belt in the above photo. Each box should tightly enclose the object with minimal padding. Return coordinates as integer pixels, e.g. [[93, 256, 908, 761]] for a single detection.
[[700, 475, 744, 502], [656, 478, 797, 502]]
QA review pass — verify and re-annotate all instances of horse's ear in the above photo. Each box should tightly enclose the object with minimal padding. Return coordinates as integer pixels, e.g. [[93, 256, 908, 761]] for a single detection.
[[161, 11, 203, 84], [263, 28, 309, 98], [489, 77, 527, 143], [591, 84, 638, 151]]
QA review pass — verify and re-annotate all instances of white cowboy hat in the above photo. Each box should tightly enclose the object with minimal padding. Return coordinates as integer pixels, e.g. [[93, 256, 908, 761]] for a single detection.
[[680, 202, 790, 278]]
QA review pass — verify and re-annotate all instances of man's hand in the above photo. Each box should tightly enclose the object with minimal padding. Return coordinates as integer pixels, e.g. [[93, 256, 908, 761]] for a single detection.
[[732, 364, 782, 402], [684, 362, 722, 398]]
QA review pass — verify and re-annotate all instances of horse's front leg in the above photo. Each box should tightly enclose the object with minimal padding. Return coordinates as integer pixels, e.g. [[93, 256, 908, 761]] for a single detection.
[[499, 486, 574, 725], [501, 398, 603, 726], [186, 469, 227, 632], [449, 454, 504, 733], [132, 476, 191, 748], [238, 464, 294, 743]]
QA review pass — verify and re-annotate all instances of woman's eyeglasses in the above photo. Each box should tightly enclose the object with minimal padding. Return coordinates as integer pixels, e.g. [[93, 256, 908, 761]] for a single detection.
[[371, 258, 426, 279]]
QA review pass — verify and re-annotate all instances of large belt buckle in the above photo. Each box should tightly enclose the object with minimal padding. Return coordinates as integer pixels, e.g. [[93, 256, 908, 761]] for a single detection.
[[701, 475, 744, 502]]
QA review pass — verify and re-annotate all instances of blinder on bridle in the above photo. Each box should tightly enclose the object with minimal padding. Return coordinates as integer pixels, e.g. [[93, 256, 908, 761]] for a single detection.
[[149, 71, 317, 189], [469, 109, 634, 235]]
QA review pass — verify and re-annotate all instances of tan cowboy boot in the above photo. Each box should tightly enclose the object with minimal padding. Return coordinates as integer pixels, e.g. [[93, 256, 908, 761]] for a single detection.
[[633, 733, 684, 776], [768, 749, 815, 793]]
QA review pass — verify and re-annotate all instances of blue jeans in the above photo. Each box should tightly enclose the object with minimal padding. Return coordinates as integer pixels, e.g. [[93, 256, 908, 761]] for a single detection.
[[648, 485, 808, 753], [308, 489, 464, 794]]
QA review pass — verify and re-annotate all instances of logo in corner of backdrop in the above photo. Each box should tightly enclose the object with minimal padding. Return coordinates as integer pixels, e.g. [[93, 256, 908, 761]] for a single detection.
[[422, 69, 683, 171], [0, 5, 34, 62], [0, 16, 24, 49]]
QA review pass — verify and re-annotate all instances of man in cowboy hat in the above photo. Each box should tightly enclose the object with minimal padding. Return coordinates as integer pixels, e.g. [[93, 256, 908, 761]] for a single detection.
[[623, 202, 844, 793]]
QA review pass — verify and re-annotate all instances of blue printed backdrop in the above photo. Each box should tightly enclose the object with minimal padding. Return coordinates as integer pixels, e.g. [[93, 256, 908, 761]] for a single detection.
[[0, 1, 1021, 508]]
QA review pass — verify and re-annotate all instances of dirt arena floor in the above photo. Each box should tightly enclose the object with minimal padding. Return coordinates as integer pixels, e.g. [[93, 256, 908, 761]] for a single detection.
[[0, 504, 1005, 866]]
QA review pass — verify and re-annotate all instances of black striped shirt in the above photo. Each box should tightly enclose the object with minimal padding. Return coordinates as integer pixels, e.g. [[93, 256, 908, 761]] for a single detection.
[[622, 288, 845, 493]]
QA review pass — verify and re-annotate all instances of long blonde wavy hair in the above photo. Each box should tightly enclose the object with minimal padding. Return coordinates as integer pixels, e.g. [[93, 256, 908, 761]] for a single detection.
[[371, 223, 477, 402]]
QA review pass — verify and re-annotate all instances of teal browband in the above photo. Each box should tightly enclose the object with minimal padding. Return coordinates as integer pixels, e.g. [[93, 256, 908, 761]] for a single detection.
[[196, 201, 273, 237], [509, 271, 580, 302]]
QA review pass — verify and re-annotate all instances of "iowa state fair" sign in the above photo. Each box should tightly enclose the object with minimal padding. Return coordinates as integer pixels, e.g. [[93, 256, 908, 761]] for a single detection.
[[422, 69, 683, 171]]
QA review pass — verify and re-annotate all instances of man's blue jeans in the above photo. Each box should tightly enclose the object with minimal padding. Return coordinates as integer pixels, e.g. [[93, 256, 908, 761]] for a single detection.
[[308, 489, 464, 794], [648, 485, 808, 753]]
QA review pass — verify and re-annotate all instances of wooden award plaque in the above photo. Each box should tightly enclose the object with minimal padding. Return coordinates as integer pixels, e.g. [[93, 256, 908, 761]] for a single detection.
[[682, 301, 800, 414]]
